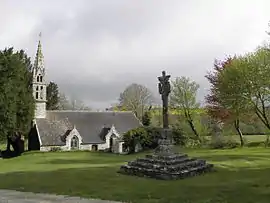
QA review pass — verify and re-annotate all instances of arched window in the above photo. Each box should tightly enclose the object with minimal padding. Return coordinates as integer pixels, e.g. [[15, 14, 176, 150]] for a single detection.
[[36, 92, 39, 99], [40, 76, 43, 82], [37, 75, 40, 82], [36, 86, 39, 91], [70, 136, 79, 149]]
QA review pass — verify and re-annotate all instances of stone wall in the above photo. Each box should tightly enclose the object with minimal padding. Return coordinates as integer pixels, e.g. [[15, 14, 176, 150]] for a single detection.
[[35, 102, 46, 118]]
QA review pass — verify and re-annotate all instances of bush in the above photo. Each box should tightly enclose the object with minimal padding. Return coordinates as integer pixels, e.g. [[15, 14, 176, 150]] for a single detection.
[[123, 127, 163, 153], [246, 141, 265, 148], [209, 135, 239, 149], [123, 127, 149, 153], [171, 124, 186, 146], [142, 111, 151, 126]]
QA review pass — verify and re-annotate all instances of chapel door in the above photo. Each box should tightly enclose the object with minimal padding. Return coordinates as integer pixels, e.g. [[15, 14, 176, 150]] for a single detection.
[[71, 136, 79, 150], [109, 137, 113, 152]]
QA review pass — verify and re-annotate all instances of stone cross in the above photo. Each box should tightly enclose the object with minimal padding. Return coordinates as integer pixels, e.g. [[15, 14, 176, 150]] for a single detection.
[[158, 71, 171, 129]]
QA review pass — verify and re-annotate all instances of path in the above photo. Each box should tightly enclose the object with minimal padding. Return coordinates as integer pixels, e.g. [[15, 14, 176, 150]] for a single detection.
[[0, 190, 122, 203]]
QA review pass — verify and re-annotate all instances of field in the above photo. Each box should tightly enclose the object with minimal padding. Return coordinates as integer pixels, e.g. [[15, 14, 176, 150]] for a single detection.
[[0, 146, 270, 203]]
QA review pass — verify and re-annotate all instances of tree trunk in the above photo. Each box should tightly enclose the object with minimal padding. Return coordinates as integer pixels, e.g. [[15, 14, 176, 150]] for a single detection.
[[187, 119, 200, 141], [234, 119, 244, 147], [183, 109, 200, 141], [265, 134, 270, 148], [6, 134, 11, 152]]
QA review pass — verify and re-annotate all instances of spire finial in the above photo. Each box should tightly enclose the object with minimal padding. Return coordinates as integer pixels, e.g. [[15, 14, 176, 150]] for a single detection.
[[39, 32, 42, 40]]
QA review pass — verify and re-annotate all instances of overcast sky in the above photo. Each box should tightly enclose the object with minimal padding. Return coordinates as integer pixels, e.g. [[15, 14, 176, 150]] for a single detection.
[[0, 0, 270, 109]]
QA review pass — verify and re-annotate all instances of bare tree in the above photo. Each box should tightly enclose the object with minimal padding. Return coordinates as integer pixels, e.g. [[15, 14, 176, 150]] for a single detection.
[[119, 83, 153, 119], [70, 97, 91, 110], [58, 93, 91, 110], [58, 93, 72, 110]]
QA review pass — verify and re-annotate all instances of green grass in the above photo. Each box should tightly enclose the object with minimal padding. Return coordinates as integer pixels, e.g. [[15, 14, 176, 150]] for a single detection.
[[1, 148, 270, 203]]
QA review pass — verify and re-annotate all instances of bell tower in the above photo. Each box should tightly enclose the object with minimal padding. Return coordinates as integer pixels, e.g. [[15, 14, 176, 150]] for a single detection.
[[32, 33, 47, 118]]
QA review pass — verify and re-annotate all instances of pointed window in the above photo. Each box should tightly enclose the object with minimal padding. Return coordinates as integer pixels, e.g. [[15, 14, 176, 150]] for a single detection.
[[71, 136, 79, 149], [36, 92, 39, 99], [37, 75, 40, 82], [40, 76, 43, 82]]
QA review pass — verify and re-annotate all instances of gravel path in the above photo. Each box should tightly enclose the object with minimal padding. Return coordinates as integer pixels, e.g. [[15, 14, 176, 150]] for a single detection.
[[0, 190, 122, 203]]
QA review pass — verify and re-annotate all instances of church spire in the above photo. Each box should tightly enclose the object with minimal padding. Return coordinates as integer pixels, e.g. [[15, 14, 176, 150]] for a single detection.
[[32, 32, 47, 119], [33, 32, 45, 75]]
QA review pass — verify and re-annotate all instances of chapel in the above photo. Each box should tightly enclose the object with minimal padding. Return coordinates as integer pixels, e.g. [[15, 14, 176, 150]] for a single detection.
[[28, 37, 141, 153]]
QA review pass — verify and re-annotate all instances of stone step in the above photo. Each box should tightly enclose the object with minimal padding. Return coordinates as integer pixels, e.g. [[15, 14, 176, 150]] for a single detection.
[[128, 158, 207, 173], [136, 154, 191, 165], [145, 153, 188, 161], [119, 163, 214, 180]]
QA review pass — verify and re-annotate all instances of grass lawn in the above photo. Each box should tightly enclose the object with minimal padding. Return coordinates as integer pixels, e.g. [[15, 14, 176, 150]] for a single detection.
[[0, 147, 270, 203]]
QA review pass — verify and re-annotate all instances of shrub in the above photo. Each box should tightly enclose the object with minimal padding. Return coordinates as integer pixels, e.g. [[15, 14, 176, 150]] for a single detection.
[[123, 127, 149, 153], [171, 124, 186, 146], [209, 135, 239, 149], [142, 111, 151, 126], [123, 127, 163, 153], [144, 126, 161, 148]]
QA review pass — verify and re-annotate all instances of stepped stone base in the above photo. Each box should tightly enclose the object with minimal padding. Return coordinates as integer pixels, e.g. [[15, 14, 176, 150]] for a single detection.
[[118, 152, 214, 180]]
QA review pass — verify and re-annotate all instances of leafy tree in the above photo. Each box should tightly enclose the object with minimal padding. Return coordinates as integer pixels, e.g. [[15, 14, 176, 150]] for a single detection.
[[0, 48, 35, 154], [46, 81, 60, 110], [205, 57, 246, 146], [119, 83, 153, 119], [216, 46, 270, 145], [170, 76, 200, 140], [142, 105, 152, 126], [205, 57, 233, 121]]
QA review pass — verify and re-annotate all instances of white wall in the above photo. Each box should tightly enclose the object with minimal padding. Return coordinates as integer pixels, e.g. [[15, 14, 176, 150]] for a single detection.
[[39, 125, 125, 154], [65, 128, 82, 150]]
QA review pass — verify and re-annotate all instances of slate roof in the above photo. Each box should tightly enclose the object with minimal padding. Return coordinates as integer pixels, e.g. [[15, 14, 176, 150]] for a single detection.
[[36, 111, 142, 146], [35, 118, 69, 146]]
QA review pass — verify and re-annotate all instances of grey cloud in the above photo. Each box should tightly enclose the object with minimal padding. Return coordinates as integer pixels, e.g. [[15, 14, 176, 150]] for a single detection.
[[1, 0, 269, 109]]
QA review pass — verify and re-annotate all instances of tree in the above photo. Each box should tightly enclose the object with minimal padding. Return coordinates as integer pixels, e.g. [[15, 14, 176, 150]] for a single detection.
[[69, 96, 91, 110], [170, 76, 200, 140], [46, 81, 60, 110], [0, 48, 35, 154], [119, 83, 153, 119], [58, 93, 91, 110], [216, 46, 270, 145], [205, 57, 233, 121], [244, 47, 270, 132], [205, 57, 246, 146], [58, 93, 72, 110], [142, 106, 152, 126]]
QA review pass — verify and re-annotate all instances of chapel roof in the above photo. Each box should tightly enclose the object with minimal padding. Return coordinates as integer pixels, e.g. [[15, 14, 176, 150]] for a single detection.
[[36, 111, 142, 146]]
